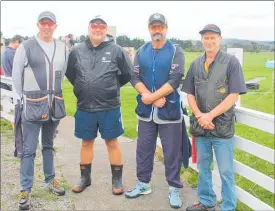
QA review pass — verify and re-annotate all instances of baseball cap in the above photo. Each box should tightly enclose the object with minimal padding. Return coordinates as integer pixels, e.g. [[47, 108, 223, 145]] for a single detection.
[[148, 13, 168, 26], [199, 24, 221, 35], [11, 35, 23, 43], [37, 11, 56, 23], [89, 15, 107, 25]]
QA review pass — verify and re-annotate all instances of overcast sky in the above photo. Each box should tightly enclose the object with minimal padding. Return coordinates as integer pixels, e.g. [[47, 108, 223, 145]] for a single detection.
[[1, 1, 274, 41]]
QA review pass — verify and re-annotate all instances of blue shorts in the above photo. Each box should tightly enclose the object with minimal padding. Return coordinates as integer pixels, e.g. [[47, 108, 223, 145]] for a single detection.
[[74, 108, 124, 141]]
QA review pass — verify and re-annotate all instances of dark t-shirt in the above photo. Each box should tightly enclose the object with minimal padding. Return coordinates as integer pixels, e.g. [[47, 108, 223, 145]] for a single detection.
[[182, 54, 247, 95]]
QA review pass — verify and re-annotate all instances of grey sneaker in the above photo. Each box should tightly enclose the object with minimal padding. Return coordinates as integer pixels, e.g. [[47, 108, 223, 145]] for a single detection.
[[186, 201, 216, 211], [19, 191, 31, 210], [45, 178, 65, 196]]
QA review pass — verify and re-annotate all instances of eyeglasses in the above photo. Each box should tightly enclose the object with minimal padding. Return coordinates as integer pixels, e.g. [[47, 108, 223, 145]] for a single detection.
[[149, 24, 166, 32], [39, 21, 55, 27], [90, 23, 107, 30]]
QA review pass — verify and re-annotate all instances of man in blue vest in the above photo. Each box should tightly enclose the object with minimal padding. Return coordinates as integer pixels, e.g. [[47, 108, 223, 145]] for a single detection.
[[125, 13, 186, 209], [182, 24, 247, 211]]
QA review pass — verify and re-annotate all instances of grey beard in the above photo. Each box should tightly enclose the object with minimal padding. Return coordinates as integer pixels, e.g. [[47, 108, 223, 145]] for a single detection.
[[153, 34, 163, 42]]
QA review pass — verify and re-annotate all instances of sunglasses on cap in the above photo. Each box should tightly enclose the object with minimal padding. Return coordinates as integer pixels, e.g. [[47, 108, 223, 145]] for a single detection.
[[89, 23, 107, 30], [149, 24, 166, 32]]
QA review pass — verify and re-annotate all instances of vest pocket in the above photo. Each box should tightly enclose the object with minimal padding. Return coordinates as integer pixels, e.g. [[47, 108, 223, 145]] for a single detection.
[[135, 95, 152, 118], [24, 94, 49, 122], [212, 114, 235, 138], [51, 94, 66, 120], [189, 115, 206, 136], [157, 98, 181, 120]]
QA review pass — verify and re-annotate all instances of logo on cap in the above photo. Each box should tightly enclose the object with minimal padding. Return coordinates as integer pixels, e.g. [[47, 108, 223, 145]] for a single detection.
[[154, 13, 161, 19]]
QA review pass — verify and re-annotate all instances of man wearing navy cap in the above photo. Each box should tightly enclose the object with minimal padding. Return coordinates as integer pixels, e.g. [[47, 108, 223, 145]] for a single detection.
[[182, 24, 247, 211]]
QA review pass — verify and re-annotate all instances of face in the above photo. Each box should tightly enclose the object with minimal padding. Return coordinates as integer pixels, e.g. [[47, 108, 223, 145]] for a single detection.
[[148, 21, 167, 42], [13, 40, 20, 49], [88, 20, 107, 43], [37, 18, 56, 39], [201, 32, 222, 53]]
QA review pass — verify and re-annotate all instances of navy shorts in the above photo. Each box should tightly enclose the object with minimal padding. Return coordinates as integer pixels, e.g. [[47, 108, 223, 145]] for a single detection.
[[74, 108, 124, 141]]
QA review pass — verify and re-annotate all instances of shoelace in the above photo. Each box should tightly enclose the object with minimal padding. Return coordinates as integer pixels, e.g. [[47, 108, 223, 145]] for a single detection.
[[20, 191, 28, 199], [170, 188, 180, 198], [136, 182, 147, 191], [53, 179, 61, 188]]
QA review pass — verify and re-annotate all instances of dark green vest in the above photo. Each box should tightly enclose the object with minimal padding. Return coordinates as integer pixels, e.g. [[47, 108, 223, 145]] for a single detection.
[[190, 50, 235, 138]]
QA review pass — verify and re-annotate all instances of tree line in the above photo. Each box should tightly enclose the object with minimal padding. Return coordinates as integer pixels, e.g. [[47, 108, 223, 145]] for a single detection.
[[2, 32, 274, 52]]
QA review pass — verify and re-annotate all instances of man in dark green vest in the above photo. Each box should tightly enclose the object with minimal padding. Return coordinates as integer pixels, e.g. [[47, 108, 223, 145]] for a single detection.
[[182, 24, 247, 211]]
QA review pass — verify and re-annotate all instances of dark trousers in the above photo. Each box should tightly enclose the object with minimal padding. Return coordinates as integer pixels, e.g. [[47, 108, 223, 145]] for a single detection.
[[136, 120, 183, 188]]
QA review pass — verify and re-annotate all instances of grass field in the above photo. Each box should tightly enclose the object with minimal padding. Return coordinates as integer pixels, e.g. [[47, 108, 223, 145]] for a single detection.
[[62, 51, 274, 210]]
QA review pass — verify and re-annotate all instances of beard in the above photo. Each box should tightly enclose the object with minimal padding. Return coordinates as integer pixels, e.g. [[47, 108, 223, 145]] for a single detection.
[[152, 34, 163, 42]]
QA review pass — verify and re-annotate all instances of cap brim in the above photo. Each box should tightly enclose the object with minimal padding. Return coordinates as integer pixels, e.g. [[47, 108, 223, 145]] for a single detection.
[[38, 16, 56, 23], [148, 20, 166, 25], [90, 18, 107, 25], [199, 29, 220, 35]]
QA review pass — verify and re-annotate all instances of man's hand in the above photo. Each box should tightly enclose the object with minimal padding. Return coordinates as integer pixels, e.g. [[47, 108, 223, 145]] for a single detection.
[[153, 97, 166, 108], [141, 93, 153, 105], [198, 113, 215, 130]]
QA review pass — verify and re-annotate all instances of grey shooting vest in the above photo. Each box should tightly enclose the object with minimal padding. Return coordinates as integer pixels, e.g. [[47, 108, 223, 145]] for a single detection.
[[22, 38, 66, 122], [190, 51, 235, 138]]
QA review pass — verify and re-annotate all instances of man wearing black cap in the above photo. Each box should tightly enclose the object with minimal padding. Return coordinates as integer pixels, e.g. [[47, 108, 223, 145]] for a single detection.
[[12, 11, 68, 210], [66, 15, 132, 195], [2, 35, 23, 78], [125, 13, 186, 209], [182, 24, 247, 211]]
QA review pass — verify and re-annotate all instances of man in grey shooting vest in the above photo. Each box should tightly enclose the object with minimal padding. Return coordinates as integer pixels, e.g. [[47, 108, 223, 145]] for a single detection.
[[12, 11, 69, 210], [182, 24, 247, 211]]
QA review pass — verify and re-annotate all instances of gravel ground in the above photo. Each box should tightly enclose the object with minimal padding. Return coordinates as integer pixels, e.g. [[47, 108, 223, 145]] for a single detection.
[[1, 126, 75, 211]]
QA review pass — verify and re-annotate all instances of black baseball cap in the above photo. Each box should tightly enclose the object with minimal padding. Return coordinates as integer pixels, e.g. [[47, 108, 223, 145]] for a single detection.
[[199, 24, 221, 35], [38, 11, 56, 23], [11, 35, 23, 43], [148, 13, 168, 26]]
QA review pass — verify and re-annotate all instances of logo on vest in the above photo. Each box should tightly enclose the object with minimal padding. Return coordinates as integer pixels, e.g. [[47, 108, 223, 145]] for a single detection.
[[41, 114, 48, 119], [219, 87, 226, 94]]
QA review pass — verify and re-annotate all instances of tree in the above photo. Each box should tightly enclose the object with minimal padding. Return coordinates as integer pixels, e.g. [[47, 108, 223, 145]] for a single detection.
[[79, 35, 86, 43], [116, 35, 131, 47], [250, 41, 259, 53], [195, 41, 203, 50], [131, 38, 145, 50]]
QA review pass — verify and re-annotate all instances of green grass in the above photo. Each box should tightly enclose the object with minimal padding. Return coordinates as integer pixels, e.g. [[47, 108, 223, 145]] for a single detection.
[[60, 51, 274, 210]]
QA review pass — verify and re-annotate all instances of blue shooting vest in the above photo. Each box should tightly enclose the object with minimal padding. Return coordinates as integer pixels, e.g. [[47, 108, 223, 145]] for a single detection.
[[135, 40, 181, 121]]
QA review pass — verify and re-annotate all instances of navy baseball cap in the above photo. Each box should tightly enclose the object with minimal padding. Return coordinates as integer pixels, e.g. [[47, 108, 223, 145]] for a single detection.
[[38, 11, 56, 23], [199, 24, 221, 35], [148, 13, 168, 26]]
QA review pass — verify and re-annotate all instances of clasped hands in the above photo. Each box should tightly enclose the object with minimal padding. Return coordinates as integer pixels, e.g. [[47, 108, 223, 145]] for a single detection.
[[196, 112, 216, 130], [141, 93, 166, 108]]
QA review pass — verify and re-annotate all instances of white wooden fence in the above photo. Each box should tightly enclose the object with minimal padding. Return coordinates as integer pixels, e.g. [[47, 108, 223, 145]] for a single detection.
[[1, 76, 274, 210], [156, 91, 275, 210]]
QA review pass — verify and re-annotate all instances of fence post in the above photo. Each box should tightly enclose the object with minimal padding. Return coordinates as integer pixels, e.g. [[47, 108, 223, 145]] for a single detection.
[[191, 136, 197, 163]]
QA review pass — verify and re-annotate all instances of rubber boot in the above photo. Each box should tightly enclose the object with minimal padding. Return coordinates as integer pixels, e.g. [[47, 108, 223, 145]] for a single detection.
[[72, 164, 91, 193], [111, 164, 124, 195]]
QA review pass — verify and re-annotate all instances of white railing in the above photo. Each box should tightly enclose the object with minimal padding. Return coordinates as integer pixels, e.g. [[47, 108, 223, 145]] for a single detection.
[[0, 76, 43, 146], [156, 92, 275, 210]]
